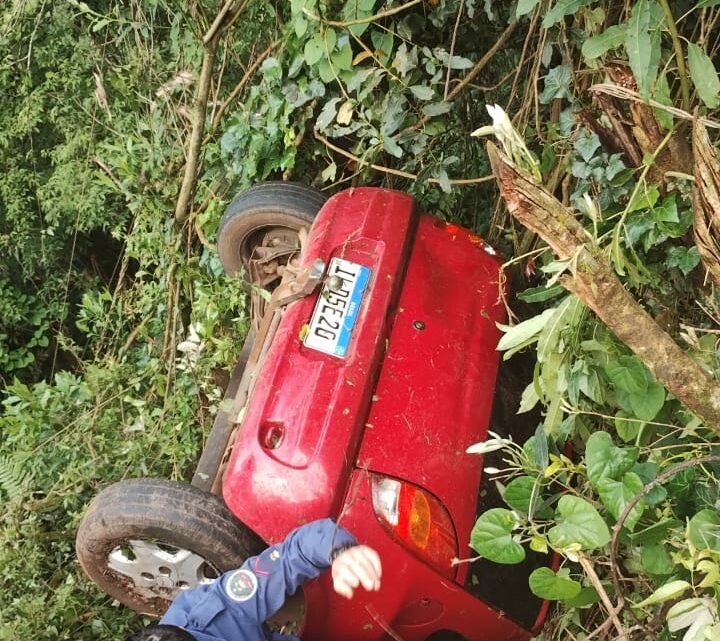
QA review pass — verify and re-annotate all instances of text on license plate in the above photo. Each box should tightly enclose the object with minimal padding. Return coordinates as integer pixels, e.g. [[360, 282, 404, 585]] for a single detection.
[[304, 258, 371, 357]]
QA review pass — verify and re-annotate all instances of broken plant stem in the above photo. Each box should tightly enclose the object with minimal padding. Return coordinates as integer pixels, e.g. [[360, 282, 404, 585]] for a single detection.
[[302, 0, 423, 27], [451, 554, 482, 566], [577, 552, 627, 641], [444, 0, 465, 101]]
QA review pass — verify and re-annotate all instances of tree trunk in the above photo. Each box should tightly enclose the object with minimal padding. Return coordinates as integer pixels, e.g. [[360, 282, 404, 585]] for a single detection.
[[487, 141, 720, 432]]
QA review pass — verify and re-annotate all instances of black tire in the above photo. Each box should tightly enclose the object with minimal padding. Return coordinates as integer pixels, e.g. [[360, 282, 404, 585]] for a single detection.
[[75, 478, 264, 616], [217, 181, 326, 278]]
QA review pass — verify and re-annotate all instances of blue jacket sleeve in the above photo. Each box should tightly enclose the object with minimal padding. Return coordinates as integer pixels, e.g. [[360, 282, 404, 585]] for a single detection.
[[216, 518, 356, 624]]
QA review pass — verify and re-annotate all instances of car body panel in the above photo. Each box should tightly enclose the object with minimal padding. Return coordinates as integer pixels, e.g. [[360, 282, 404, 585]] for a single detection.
[[356, 214, 505, 586], [301, 471, 530, 641], [223, 189, 418, 535], [221, 187, 539, 640]]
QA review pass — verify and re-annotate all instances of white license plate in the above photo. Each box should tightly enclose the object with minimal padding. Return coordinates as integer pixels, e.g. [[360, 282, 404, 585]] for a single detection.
[[304, 258, 371, 358]]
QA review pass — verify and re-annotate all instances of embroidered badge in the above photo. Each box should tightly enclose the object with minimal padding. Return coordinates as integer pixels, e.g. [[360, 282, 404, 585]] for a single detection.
[[225, 569, 258, 602]]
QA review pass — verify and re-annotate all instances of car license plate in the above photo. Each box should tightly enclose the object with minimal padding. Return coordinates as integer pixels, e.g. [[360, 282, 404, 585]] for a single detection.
[[304, 258, 371, 358]]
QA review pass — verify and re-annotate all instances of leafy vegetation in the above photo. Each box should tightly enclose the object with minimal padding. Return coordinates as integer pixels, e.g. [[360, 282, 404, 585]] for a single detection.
[[2, 0, 720, 639]]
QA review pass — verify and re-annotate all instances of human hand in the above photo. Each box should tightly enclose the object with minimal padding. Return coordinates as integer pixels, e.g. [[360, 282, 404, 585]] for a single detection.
[[331, 545, 382, 599]]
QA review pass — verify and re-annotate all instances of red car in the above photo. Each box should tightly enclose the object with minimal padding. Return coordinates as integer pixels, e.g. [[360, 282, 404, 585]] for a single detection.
[[76, 183, 549, 641]]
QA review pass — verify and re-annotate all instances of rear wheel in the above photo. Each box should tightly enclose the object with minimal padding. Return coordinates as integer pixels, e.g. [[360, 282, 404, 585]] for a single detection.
[[217, 181, 326, 282], [218, 181, 326, 328], [75, 478, 264, 616]]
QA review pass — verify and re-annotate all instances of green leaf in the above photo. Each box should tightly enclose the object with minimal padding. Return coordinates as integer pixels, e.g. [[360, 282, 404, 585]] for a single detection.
[[517, 284, 565, 303], [324, 28, 337, 53], [294, 14, 308, 38], [537, 296, 583, 366], [666, 246, 701, 276], [687, 43, 720, 109], [470, 508, 526, 564], [542, 0, 593, 28], [496, 308, 556, 354], [503, 476, 538, 514], [410, 85, 434, 101], [625, 0, 661, 97], [371, 30, 394, 63], [597, 472, 645, 531], [548, 495, 611, 551], [543, 395, 565, 439], [331, 43, 353, 70], [315, 98, 340, 131], [435, 168, 451, 194], [304, 33, 324, 66], [582, 24, 627, 60], [382, 136, 403, 158], [422, 101, 453, 117], [540, 65, 573, 104], [666, 598, 715, 634], [575, 130, 601, 162], [641, 543, 675, 576], [689, 509, 720, 552], [518, 381, 540, 413], [631, 518, 683, 545], [605, 356, 648, 394], [625, 381, 665, 421], [516, 0, 540, 17], [564, 586, 600, 608], [585, 432, 639, 486], [529, 567, 582, 600], [632, 462, 667, 506], [317, 60, 335, 83], [635, 580, 691, 608]]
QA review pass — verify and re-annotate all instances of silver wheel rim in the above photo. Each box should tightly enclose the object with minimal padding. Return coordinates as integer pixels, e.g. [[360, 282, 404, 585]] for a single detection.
[[108, 540, 219, 599]]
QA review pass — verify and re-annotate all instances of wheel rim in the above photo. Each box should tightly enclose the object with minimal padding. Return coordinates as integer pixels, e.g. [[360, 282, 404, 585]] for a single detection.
[[107, 540, 220, 599]]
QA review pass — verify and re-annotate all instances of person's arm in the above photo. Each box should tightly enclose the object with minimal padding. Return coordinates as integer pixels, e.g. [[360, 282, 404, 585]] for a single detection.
[[217, 518, 359, 622]]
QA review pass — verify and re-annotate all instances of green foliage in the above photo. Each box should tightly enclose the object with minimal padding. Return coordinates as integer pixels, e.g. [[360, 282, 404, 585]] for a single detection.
[[4, 0, 720, 638], [465, 2, 720, 638], [470, 508, 526, 564], [528, 567, 582, 601]]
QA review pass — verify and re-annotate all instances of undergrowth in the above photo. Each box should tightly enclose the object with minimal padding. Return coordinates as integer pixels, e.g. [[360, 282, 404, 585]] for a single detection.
[[2, 1, 720, 640]]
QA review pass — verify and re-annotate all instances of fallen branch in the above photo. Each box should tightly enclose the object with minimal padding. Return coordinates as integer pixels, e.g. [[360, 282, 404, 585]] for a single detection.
[[590, 84, 720, 130], [487, 142, 720, 431], [315, 130, 494, 185]]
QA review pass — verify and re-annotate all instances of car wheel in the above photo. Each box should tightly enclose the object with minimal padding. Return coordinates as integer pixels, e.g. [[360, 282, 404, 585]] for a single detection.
[[217, 181, 326, 281], [75, 478, 264, 616]]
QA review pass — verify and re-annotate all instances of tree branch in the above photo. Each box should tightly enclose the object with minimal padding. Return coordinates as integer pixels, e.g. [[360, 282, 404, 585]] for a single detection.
[[174, 0, 249, 224]]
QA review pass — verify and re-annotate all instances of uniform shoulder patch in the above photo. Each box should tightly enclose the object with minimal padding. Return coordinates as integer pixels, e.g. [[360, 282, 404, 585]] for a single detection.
[[225, 569, 258, 602]]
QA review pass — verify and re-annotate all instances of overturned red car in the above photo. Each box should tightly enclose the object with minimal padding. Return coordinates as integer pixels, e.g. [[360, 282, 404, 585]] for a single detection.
[[76, 183, 548, 641]]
